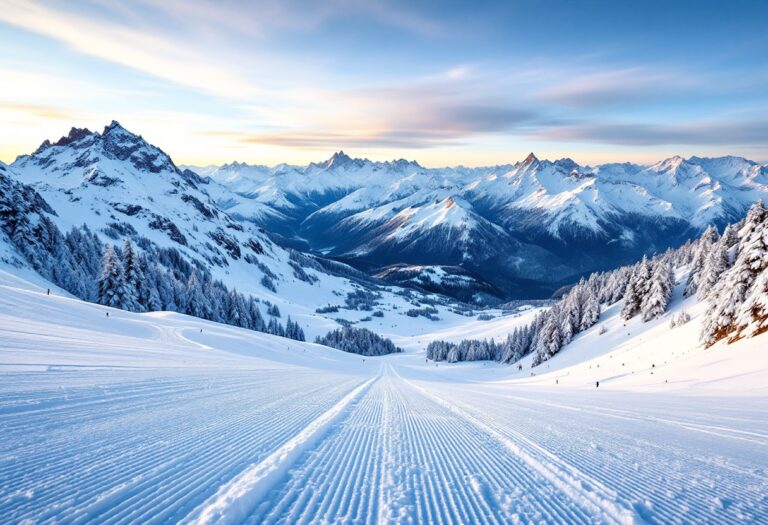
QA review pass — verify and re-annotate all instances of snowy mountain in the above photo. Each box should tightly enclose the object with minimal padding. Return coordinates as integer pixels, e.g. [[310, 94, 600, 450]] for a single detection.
[[189, 150, 768, 298], [3, 133, 768, 525], [3, 123, 478, 337], [1, 243, 766, 524], [6, 121, 768, 305]]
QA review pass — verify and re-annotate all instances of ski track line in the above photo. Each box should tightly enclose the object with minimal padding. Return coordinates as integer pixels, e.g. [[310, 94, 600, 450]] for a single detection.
[[398, 372, 643, 525], [425, 382, 768, 524], [460, 387, 768, 446], [181, 374, 378, 525], [0, 370, 365, 524], [248, 370, 390, 525], [251, 365, 602, 525]]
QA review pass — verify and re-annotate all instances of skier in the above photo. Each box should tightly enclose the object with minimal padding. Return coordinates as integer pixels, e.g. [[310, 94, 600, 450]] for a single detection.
[[46, 288, 50, 296], [595, 380, 600, 388], [105, 312, 109, 317]]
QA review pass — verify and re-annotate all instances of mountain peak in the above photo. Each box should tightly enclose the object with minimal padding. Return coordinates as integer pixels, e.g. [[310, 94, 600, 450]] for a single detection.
[[21, 120, 178, 175], [652, 155, 688, 174], [54, 127, 95, 147], [523, 152, 539, 165], [326, 150, 353, 167], [103, 120, 127, 134]]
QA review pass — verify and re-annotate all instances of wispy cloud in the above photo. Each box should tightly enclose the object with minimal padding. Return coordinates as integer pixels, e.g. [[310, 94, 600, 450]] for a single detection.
[[0, 0, 261, 99], [2, 0, 767, 165], [535, 67, 704, 108], [531, 118, 768, 147], [0, 102, 75, 121], [204, 75, 540, 149]]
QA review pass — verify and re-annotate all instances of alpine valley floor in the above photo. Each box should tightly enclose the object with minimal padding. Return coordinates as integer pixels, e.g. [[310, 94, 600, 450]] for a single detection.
[[1, 269, 767, 525]]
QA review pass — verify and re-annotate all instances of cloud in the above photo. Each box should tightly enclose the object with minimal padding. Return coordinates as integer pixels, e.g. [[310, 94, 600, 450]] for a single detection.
[[128, 0, 444, 37], [535, 67, 703, 108], [204, 103, 534, 150], [0, 0, 262, 99], [532, 118, 768, 147], [0, 103, 75, 121], [205, 77, 540, 149]]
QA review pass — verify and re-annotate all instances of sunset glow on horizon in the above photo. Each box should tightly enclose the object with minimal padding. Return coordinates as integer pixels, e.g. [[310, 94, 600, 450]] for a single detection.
[[1, 0, 767, 167]]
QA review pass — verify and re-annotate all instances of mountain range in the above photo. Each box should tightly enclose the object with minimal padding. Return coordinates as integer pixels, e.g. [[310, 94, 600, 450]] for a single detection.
[[5, 121, 768, 304], [186, 146, 768, 298]]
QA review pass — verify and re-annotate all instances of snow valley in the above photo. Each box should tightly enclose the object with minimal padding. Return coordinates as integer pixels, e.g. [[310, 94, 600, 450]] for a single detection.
[[1, 123, 767, 524]]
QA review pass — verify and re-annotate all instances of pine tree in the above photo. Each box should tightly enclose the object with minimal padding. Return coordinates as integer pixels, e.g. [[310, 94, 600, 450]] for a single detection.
[[533, 308, 562, 365], [720, 224, 739, 255], [226, 289, 244, 327], [736, 268, 768, 337], [642, 260, 673, 321], [697, 241, 729, 300], [684, 225, 718, 297], [267, 304, 281, 317], [121, 238, 144, 312], [97, 244, 134, 309], [622, 256, 650, 320], [701, 202, 768, 346], [248, 299, 266, 332], [580, 286, 600, 330], [186, 271, 207, 318]]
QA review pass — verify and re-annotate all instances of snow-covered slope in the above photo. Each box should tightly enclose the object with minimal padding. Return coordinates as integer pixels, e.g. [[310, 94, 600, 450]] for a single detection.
[[5, 123, 477, 333], [412, 266, 768, 396], [1, 261, 765, 524], [189, 151, 768, 298], [10, 122, 768, 302]]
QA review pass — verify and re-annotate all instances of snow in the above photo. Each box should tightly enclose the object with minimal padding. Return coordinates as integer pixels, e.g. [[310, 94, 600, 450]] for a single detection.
[[5, 125, 482, 339], [2, 266, 767, 524], [186, 151, 768, 245]]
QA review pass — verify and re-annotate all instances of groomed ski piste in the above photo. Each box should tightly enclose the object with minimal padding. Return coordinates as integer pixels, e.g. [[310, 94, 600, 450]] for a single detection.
[[1, 267, 767, 525]]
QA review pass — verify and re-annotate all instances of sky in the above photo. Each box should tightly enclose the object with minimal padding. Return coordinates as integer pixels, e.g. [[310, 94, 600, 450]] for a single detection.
[[1, 0, 767, 167]]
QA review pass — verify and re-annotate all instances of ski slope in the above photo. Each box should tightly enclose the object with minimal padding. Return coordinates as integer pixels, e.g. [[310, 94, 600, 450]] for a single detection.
[[1, 270, 767, 524]]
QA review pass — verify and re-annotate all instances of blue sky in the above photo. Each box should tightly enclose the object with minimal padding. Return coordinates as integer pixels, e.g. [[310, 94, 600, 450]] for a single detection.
[[1, 0, 767, 166]]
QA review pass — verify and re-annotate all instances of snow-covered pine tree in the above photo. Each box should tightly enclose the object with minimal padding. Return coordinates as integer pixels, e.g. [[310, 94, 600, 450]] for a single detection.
[[735, 266, 768, 337], [186, 271, 207, 318], [267, 304, 281, 317], [622, 256, 650, 320], [559, 291, 578, 344], [641, 260, 674, 321], [684, 225, 718, 297], [720, 223, 739, 256], [579, 286, 600, 330], [121, 238, 145, 312], [226, 289, 245, 328], [701, 201, 768, 346], [97, 244, 135, 309], [730, 215, 768, 338], [533, 307, 562, 365], [697, 240, 729, 300], [247, 299, 266, 332]]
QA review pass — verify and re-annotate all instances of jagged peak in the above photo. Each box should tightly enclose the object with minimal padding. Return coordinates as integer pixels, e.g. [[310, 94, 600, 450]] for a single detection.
[[522, 152, 539, 165], [553, 157, 580, 174], [326, 150, 353, 167], [21, 120, 178, 175], [54, 127, 95, 147], [656, 155, 686, 168], [103, 120, 129, 135], [688, 155, 756, 168], [386, 157, 422, 170]]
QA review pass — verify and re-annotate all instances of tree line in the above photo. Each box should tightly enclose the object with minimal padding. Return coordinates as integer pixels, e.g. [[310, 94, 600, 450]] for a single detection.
[[428, 201, 768, 366], [0, 171, 305, 341]]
